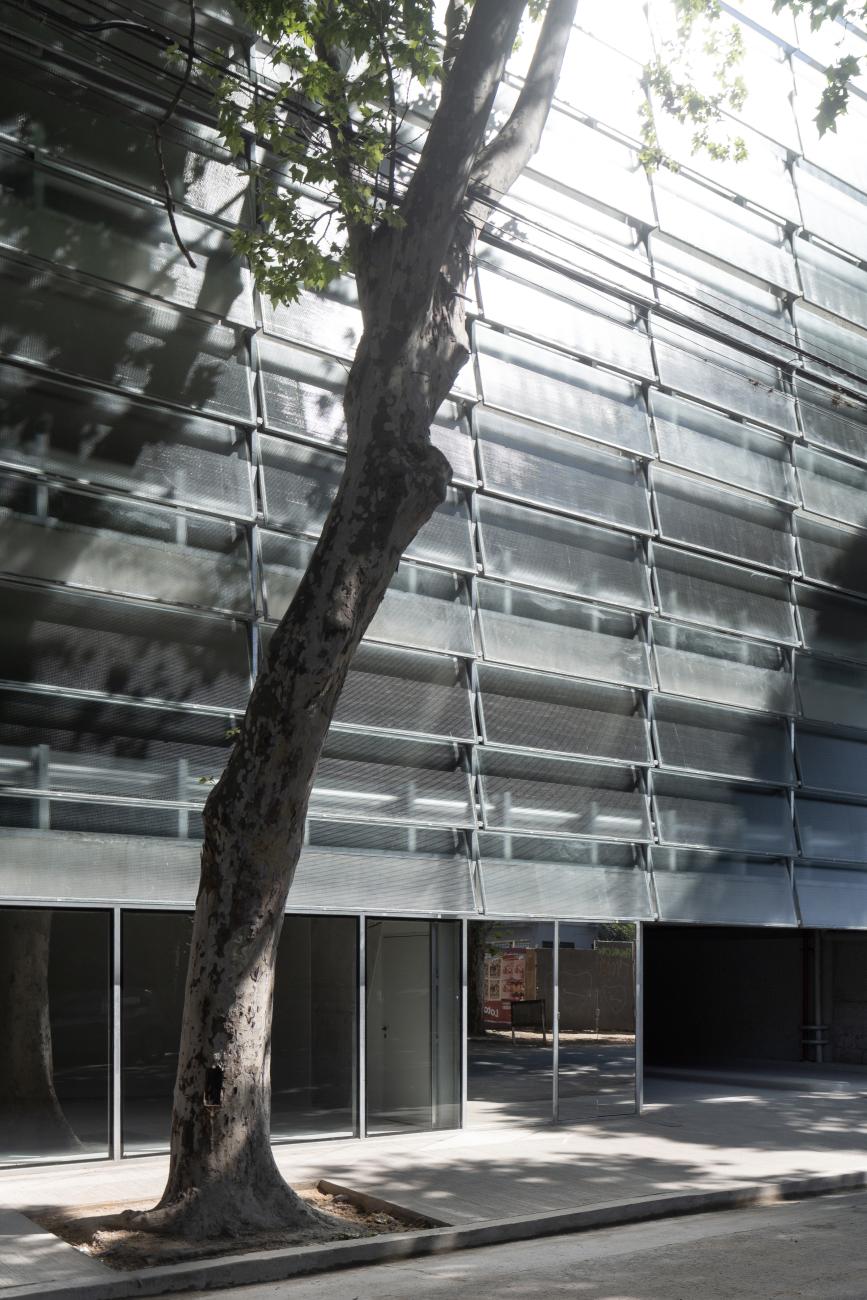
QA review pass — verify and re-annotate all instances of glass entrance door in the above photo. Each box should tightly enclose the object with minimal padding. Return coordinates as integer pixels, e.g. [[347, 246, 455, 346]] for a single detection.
[[467, 921, 555, 1125], [365, 918, 459, 1134]]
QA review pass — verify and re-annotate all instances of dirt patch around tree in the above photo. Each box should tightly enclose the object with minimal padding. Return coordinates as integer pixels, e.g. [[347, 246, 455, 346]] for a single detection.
[[28, 1183, 441, 1271]]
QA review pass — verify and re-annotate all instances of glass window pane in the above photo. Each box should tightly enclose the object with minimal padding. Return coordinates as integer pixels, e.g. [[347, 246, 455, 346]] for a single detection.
[[0, 907, 110, 1164], [478, 664, 650, 764], [653, 544, 798, 644], [271, 915, 358, 1141], [475, 326, 653, 456], [467, 918, 555, 1124], [478, 580, 651, 689], [653, 772, 796, 854], [476, 406, 652, 533], [653, 468, 797, 572], [478, 497, 651, 611]]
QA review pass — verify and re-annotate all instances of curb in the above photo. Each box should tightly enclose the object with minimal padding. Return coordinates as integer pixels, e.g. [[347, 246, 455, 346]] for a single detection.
[[5, 1168, 867, 1299]]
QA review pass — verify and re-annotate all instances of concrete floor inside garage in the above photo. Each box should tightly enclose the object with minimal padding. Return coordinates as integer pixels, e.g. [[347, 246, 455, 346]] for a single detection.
[[643, 923, 867, 1090]]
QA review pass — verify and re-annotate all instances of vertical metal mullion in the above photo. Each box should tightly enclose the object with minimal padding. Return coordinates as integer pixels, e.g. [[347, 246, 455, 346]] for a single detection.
[[460, 917, 468, 1129], [552, 919, 559, 1125], [111, 906, 122, 1160], [635, 921, 644, 1115], [358, 914, 366, 1140]]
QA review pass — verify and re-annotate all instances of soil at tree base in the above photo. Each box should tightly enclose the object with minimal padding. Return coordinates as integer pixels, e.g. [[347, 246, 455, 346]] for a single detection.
[[28, 1187, 438, 1270]]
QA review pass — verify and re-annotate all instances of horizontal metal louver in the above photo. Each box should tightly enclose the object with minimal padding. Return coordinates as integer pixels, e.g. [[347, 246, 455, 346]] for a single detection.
[[288, 844, 475, 914], [653, 772, 796, 855], [478, 833, 652, 919], [0, 365, 254, 520], [652, 468, 797, 573], [652, 619, 796, 715], [653, 544, 798, 645], [0, 829, 201, 903], [651, 848, 797, 926], [654, 696, 793, 785], [477, 496, 651, 611], [794, 864, 867, 929], [796, 797, 867, 864], [1, 583, 250, 709], [335, 645, 474, 742]]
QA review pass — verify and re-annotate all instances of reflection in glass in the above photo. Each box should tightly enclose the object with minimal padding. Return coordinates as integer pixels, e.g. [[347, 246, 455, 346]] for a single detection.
[[0, 908, 110, 1164], [557, 923, 636, 1119], [467, 921, 555, 1125], [365, 918, 460, 1134], [271, 915, 358, 1140], [122, 911, 359, 1153], [122, 911, 192, 1154]]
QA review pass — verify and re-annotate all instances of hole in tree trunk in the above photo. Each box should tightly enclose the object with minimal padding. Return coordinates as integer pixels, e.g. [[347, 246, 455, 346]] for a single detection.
[[204, 1067, 223, 1107]]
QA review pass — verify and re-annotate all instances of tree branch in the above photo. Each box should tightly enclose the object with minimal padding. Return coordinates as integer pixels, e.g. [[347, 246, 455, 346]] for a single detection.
[[470, 0, 577, 200], [364, 0, 525, 331]]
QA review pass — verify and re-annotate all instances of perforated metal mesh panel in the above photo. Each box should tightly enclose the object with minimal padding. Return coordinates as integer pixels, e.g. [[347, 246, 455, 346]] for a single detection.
[[653, 772, 796, 855], [478, 497, 651, 611], [652, 848, 798, 925], [654, 544, 798, 644], [478, 664, 649, 764], [0, 365, 254, 519], [652, 620, 796, 715], [0, 258, 253, 421], [0, 829, 201, 903], [336, 646, 474, 741], [652, 468, 797, 573], [478, 581, 651, 688], [797, 730, 867, 798], [797, 653, 867, 730], [479, 848, 653, 920], [479, 751, 650, 841], [475, 326, 653, 456], [796, 797, 867, 863], [289, 843, 475, 914], [0, 485, 251, 614], [0, 156, 254, 326], [795, 864, 867, 929], [475, 406, 651, 532], [0, 583, 250, 708], [652, 392, 796, 503], [796, 514, 867, 598], [796, 582, 867, 664], [654, 696, 793, 784]]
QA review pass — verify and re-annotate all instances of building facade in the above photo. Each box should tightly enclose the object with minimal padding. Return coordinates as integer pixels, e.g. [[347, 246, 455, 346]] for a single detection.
[[3, 0, 867, 1164]]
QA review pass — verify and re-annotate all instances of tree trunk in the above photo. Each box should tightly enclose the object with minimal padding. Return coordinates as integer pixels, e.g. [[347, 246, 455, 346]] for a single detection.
[[129, 345, 452, 1237], [0, 911, 82, 1155]]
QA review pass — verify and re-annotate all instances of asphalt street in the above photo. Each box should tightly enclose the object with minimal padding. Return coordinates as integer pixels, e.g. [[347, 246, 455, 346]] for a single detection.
[[178, 1190, 867, 1299]]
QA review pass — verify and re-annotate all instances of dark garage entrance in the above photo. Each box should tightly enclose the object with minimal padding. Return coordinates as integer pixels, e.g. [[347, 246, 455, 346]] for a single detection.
[[644, 925, 867, 1079]]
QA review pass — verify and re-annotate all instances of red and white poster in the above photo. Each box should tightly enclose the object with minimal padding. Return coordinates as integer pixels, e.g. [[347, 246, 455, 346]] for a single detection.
[[483, 948, 526, 1025]]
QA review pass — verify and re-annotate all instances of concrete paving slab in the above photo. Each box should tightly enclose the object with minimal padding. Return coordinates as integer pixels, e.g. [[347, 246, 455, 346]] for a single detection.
[[2, 1077, 867, 1295], [0, 1209, 109, 1290]]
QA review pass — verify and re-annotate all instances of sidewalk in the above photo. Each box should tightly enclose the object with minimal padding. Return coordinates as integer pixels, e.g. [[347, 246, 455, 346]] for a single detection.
[[2, 1075, 867, 1296]]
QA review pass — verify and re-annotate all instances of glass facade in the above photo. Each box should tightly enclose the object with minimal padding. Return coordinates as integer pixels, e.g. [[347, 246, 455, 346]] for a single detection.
[[3, 1, 867, 1160]]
